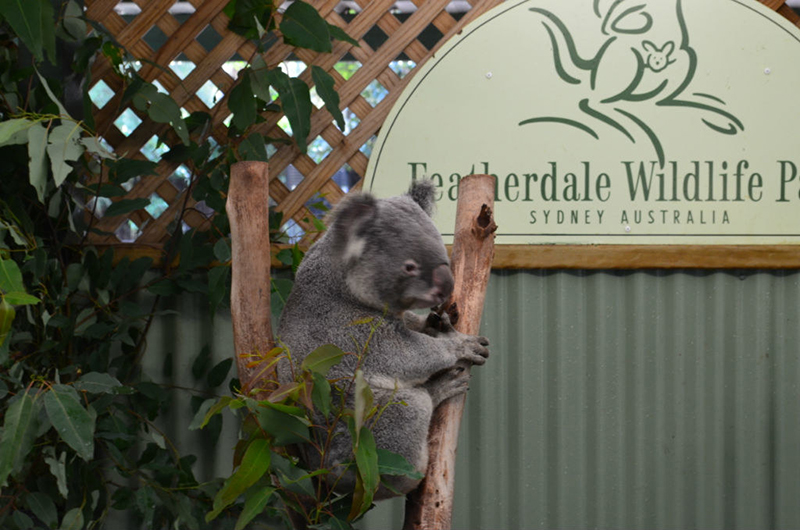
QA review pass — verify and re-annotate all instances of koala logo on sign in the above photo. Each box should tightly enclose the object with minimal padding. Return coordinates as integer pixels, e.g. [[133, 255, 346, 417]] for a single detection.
[[519, 0, 744, 166]]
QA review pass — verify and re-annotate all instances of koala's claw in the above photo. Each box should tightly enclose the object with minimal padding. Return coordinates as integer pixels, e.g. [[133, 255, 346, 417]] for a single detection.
[[425, 365, 471, 405], [461, 335, 490, 365]]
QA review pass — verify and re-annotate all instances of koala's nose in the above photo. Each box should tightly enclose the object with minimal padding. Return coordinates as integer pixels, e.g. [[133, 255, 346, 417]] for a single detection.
[[432, 264, 454, 299]]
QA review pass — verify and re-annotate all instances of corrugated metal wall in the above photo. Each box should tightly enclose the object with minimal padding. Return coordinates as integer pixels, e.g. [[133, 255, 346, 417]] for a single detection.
[[146, 270, 800, 530]]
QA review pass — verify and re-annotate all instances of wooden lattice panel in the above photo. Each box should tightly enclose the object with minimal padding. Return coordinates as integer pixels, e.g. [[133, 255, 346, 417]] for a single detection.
[[82, 0, 504, 251], [82, 0, 800, 253]]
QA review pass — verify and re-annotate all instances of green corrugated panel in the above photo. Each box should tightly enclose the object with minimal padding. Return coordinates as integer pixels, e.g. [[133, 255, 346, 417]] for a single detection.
[[140, 271, 800, 530]]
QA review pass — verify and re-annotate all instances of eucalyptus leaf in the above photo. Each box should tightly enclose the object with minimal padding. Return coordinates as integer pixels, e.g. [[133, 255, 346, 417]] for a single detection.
[[352, 427, 379, 519], [0, 0, 56, 63], [311, 371, 332, 417], [228, 76, 258, 131], [207, 438, 271, 522], [0, 258, 27, 294], [147, 278, 180, 296], [84, 183, 127, 198], [107, 158, 158, 183], [61, 0, 87, 41], [353, 369, 373, 437], [280, 0, 331, 53], [66, 262, 84, 291], [0, 301, 12, 350], [146, 92, 190, 145], [208, 265, 229, 317], [328, 23, 359, 47], [376, 448, 424, 479], [266, 68, 311, 152], [0, 218, 27, 247], [0, 118, 33, 146], [0, 389, 39, 487], [207, 357, 233, 388], [239, 132, 267, 161], [311, 66, 345, 130], [213, 239, 231, 263], [269, 453, 317, 497], [74, 372, 123, 394], [12, 510, 33, 529], [36, 70, 69, 117], [235, 485, 276, 530], [301, 344, 345, 376], [27, 123, 48, 202], [256, 402, 310, 446], [189, 398, 215, 431], [271, 277, 294, 321], [24, 491, 58, 528], [4, 292, 40, 305], [44, 449, 68, 498], [60, 507, 84, 530], [81, 137, 116, 159], [226, 0, 275, 39], [46, 123, 84, 187], [249, 55, 272, 102], [44, 385, 96, 461], [193, 396, 234, 430], [103, 198, 150, 217]]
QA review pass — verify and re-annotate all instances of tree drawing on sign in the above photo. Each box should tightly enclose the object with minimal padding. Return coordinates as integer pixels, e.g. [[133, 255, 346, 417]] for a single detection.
[[519, 0, 744, 165]]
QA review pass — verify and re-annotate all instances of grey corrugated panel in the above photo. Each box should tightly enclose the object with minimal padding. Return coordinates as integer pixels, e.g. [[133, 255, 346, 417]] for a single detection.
[[435, 269, 800, 530], [140, 270, 800, 530]]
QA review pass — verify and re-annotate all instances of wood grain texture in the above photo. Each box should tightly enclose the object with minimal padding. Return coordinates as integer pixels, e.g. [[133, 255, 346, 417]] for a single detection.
[[758, 0, 786, 11], [404, 174, 497, 530], [227, 161, 275, 396]]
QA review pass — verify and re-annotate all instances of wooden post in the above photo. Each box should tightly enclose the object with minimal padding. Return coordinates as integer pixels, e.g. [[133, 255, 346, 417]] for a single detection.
[[226, 161, 276, 396], [404, 174, 497, 530]]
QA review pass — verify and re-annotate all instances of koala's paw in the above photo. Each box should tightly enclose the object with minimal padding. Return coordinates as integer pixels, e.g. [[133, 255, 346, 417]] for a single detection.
[[423, 311, 457, 336], [457, 335, 490, 366], [425, 364, 471, 405]]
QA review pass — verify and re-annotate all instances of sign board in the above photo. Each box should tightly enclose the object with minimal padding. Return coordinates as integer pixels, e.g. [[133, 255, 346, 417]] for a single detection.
[[365, 0, 800, 267]]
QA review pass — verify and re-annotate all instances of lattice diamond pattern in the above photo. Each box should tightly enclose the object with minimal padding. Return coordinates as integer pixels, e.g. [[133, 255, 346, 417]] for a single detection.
[[113, 108, 142, 136], [196, 79, 223, 108], [88, 80, 114, 109], [83, 0, 507, 248]]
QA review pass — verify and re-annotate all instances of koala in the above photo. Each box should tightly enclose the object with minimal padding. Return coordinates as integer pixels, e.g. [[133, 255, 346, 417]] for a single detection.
[[276, 179, 490, 499]]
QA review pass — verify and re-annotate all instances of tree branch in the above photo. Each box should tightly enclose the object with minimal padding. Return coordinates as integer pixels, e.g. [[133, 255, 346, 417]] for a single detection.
[[227, 161, 276, 397], [404, 174, 497, 530]]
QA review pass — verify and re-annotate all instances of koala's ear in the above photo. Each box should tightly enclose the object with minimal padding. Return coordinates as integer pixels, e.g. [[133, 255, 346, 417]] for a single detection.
[[407, 179, 436, 217], [328, 192, 377, 261]]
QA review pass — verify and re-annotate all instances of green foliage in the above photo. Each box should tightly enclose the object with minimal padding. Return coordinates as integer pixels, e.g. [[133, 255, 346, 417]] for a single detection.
[[0, 0, 408, 528], [222, 1, 358, 151], [0, 0, 56, 62], [200, 329, 422, 530]]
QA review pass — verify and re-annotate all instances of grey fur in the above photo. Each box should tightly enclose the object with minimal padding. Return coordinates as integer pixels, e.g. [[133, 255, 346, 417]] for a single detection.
[[276, 180, 490, 499]]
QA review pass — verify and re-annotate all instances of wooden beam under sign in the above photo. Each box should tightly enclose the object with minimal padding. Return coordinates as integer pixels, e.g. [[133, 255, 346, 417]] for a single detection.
[[490, 245, 800, 269]]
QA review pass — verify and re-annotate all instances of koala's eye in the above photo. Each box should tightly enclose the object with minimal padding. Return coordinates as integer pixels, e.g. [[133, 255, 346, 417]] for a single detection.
[[403, 260, 420, 276]]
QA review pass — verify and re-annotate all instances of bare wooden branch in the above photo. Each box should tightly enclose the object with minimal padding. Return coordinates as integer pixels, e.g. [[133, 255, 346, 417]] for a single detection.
[[404, 174, 497, 530], [227, 161, 275, 396]]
